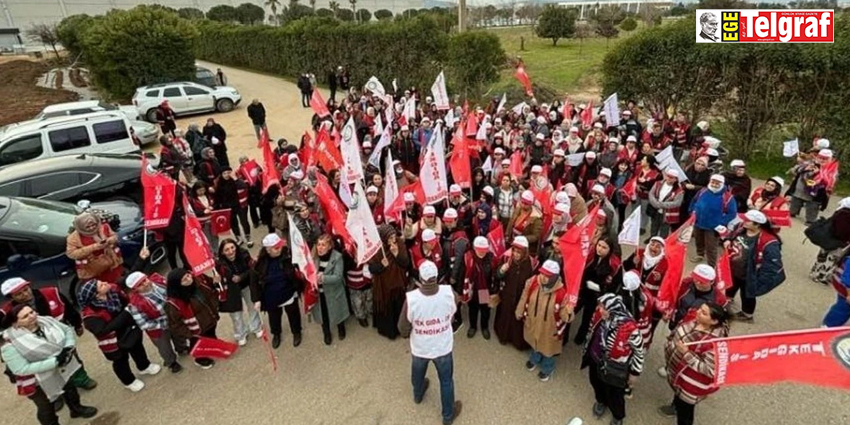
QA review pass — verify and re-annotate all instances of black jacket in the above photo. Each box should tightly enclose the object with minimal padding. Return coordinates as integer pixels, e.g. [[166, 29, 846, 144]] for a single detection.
[[202, 123, 227, 145], [247, 103, 266, 125]]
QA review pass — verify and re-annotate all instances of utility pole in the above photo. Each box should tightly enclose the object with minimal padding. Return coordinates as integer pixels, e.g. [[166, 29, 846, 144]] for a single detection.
[[458, 0, 466, 32]]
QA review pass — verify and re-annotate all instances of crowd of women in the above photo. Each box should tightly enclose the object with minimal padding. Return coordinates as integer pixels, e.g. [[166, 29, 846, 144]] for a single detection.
[[1, 83, 848, 425]]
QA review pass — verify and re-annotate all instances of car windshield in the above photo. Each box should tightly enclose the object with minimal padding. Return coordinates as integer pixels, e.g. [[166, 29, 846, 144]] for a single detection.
[[0, 198, 76, 238]]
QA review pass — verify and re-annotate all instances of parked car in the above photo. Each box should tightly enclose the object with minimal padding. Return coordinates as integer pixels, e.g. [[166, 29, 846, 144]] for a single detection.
[[0, 152, 156, 205], [195, 66, 217, 87], [0, 112, 141, 168], [0, 196, 167, 303], [34, 101, 159, 145], [133, 81, 242, 123]]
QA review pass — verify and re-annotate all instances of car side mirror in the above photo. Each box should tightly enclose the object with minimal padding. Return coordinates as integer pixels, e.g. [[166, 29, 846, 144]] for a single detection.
[[7, 254, 35, 272]]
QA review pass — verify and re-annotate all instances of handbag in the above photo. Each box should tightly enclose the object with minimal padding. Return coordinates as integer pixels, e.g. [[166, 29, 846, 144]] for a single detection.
[[598, 357, 630, 388], [804, 216, 846, 251]]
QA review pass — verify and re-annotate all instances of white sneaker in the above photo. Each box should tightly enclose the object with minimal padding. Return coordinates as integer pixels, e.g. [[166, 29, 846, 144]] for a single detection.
[[657, 366, 668, 378], [254, 330, 264, 339], [238, 338, 247, 346], [139, 363, 161, 376], [125, 379, 145, 392]]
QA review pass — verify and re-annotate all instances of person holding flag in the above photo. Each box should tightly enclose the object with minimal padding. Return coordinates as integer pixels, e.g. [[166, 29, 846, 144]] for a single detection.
[[164, 269, 221, 370], [623, 237, 668, 345], [369, 224, 411, 341], [666, 265, 727, 337], [747, 177, 789, 220], [124, 269, 184, 374], [459, 237, 498, 340], [441, 208, 469, 333], [494, 236, 534, 351], [253, 234, 303, 349], [214, 167, 253, 248], [237, 155, 264, 228], [648, 169, 684, 239], [507, 191, 544, 257], [620, 271, 656, 352]]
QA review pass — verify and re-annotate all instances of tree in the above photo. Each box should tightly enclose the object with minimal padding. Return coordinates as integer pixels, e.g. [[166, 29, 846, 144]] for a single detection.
[[56, 14, 93, 60], [337, 8, 355, 21], [534, 5, 577, 46], [329, 1, 340, 17], [310, 0, 316, 10], [446, 30, 506, 98], [207, 5, 240, 23], [177, 7, 204, 20], [375, 9, 393, 20], [595, 21, 619, 45], [265, 0, 282, 23], [80, 5, 198, 99], [401, 9, 419, 18], [284, 3, 315, 22], [574, 22, 593, 54], [620, 17, 637, 32], [356, 9, 372, 22], [25, 23, 61, 59], [316, 8, 334, 17], [237, 3, 265, 25], [349, 0, 357, 22], [592, 5, 622, 46], [640, 6, 664, 27]]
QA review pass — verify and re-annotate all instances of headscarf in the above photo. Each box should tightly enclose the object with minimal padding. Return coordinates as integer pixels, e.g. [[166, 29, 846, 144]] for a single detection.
[[475, 203, 492, 237], [838, 197, 850, 210], [598, 293, 633, 341], [642, 237, 666, 270], [166, 268, 195, 302], [73, 213, 100, 237], [77, 279, 124, 314]]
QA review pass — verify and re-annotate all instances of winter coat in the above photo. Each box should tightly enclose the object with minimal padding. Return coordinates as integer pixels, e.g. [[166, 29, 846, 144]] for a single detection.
[[165, 280, 220, 341], [311, 250, 350, 326], [515, 278, 572, 357], [507, 206, 544, 256], [215, 249, 256, 313]]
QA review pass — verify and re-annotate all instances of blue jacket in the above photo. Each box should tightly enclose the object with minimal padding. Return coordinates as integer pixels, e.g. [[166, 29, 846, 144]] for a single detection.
[[745, 233, 786, 297], [689, 187, 738, 231]]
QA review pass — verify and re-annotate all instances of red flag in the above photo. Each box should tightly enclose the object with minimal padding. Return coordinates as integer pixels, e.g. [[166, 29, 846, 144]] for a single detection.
[[260, 137, 281, 194], [140, 156, 176, 230], [530, 177, 553, 215], [299, 131, 314, 170], [190, 336, 238, 359], [559, 205, 600, 307], [580, 100, 594, 128], [182, 194, 215, 276], [257, 125, 270, 148], [509, 151, 523, 178], [314, 173, 354, 251], [210, 209, 232, 236], [763, 209, 792, 227], [620, 174, 638, 203], [514, 65, 534, 97], [288, 213, 319, 313], [310, 89, 330, 117], [712, 327, 850, 391], [260, 324, 278, 372], [487, 223, 506, 259], [818, 159, 840, 193], [402, 180, 426, 205], [715, 248, 733, 292], [314, 128, 344, 172], [656, 214, 696, 313], [464, 113, 478, 138], [562, 97, 574, 121], [449, 130, 472, 189]]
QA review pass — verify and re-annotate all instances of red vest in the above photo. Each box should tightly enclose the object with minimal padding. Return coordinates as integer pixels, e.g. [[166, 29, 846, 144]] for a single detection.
[[82, 307, 120, 354], [167, 298, 201, 336], [237, 185, 249, 209], [75, 224, 122, 272], [651, 181, 683, 224], [238, 160, 261, 187], [633, 250, 669, 295], [667, 315, 719, 397], [749, 188, 787, 211], [590, 310, 639, 362], [411, 242, 443, 271], [522, 277, 570, 338]]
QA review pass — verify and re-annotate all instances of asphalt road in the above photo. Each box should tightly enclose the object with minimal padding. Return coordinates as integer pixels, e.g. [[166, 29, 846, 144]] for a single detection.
[[3, 61, 849, 425]]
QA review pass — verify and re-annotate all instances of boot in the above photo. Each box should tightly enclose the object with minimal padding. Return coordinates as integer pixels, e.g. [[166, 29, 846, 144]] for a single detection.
[[53, 398, 64, 412], [323, 332, 332, 346], [69, 405, 98, 419], [272, 334, 281, 349], [293, 333, 302, 347], [245, 234, 254, 248], [338, 324, 346, 341], [358, 318, 369, 328]]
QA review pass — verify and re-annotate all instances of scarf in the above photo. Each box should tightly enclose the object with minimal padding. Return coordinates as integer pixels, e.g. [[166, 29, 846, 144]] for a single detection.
[[73, 213, 100, 237], [476, 204, 493, 236], [642, 246, 665, 270], [167, 268, 196, 302], [5, 316, 79, 401], [599, 293, 632, 342], [130, 284, 166, 321], [77, 280, 124, 314]]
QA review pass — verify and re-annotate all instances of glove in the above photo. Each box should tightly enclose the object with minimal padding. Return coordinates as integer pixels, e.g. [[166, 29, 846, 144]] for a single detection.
[[56, 347, 74, 367]]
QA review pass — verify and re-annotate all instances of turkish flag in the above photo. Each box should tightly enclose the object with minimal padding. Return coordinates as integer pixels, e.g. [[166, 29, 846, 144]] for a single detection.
[[620, 174, 638, 203], [310, 89, 330, 117], [581, 100, 594, 128], [656, 214, 696, 313], [260, 135, 281, 194], [487, 223, 506, 259], [190, 336, 239, 359], [563, 97, 574, 121], [299, 131, 314, 170], [715, 247, 733, 292], [559, 205, 600, 307], [764, 210, 792, 228], [713, 327, 850, 391], [514, 65, 534, 97], [509, 151, 523, 178], [140, 156, 176, 229], [449, 129, 472, 189], [182, 194, 215, 276], [402, 180, 426, 205], [314, 173, 354, 253], [818, 159, 839, 193], [314, 128, 344, 172], [210, 209, 232, 236], [530, 177, 553, 215]]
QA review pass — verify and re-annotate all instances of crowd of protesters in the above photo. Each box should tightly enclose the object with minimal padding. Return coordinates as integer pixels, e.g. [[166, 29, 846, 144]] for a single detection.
[[1, 72, 847, 425]]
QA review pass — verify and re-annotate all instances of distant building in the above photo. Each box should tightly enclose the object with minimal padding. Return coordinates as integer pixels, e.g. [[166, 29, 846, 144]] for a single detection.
[[557, 0, 674, 20], [0, 27, 21, 52]]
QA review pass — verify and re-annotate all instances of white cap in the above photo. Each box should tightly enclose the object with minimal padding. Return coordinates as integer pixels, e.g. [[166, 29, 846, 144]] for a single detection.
[[622, 110, 632, 116], [421, 228, 437, 243], [366, 185, 379, 194], [553, 149, 565, 157], [483, 186, 494, 197], [535, 133, 545, 141], [1, 277, 29, 296], [585, 151, 597, 159], [423, 205, 436, 216], [819, 149, 834, 159], [596, 209, 607, 217], [126, 272, 147, 289], [531, 165, 543, 174], [554, 202, 570, 216], [494, 147, 505, 155], [744, 210, 767, 224], [816, 138, 830, 149], [710, 174, 725, 184], [626, 135, 637, 143], [555, 192, 569, 204], [443, 208, 458, 221], [540, 260, 560, 277], [501, 159, 511, 166], [600, 168, 612, 178], [290, 170, 304, 180], [362, 141, 372, 148], [418, 260, 439, 281], [665, 169, 680, 179], [569, 126, 579, 133], [623, 271, 641, 292], [262, 233, 284, 248], [593, 122, 603, 129], [565, 183, 578, 198], [730, 159, 745, 168], [706, 148, 719, 157], [421, 116, 431, 123], [696, 121, 709, 131], [473, 236, 489, 250], [521, 190, 535, 204], [692, 264, 716, 283], [512, 236, 529, 250], [450, 184, 462, 195], [591, 184, 606, 194], [578, 103, 587, 109], [404, 192, 416, 203], [769, 176, 785, 188]]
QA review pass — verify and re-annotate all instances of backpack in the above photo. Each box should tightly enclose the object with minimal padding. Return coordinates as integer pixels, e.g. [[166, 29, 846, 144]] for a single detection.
[[804, 216, 847, 251]]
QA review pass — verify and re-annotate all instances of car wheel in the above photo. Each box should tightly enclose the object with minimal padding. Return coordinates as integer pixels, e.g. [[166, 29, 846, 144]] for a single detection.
[[216, 98, 234, 112], [150, 244, 167, 266], [146, 108, 158, 123]]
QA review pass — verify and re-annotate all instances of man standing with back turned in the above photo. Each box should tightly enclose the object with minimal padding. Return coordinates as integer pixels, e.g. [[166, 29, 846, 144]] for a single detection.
[[399, 261, 463, 425]]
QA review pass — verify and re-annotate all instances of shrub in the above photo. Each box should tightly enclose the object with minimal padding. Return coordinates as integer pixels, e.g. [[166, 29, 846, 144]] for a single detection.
[[356, 9, 372, 22], [535, 5, 577, 46], [445, 30, 506, 98], [620, 17, 637, 32], [178, 7, 204, 20], [56, 14, 93, 59], [374, 9, 393, 20], [207, 5, 240, 23]]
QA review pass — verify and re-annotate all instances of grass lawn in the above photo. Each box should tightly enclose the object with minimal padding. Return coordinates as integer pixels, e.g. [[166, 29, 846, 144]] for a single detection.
[[485, 25, 636, 101]]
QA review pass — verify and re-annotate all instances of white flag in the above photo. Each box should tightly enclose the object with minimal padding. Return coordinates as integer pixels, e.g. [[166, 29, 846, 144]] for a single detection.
[[481, 155, 493, 174], [496, 93, 507, 113], [656, 145, 689, 182], [444, 108, 456, 128], [366, 76, 386, 97], [384, 152, 403, 223], [603, 93, 620, 127], [431, 71, 450, 111], [476, 121, 490, 141], [783, 138, 799, 157], [346, 181, 383, 265], [368, 124, 392, 170], [288, 213, 318, 292], [338, 169, 353, 208], [341, 117, 364, 183], [384, 98, 395, 123], [403, 96, 417, 120], [618, 206, 641, 246], [511, 101, 527, 116], [374, 111, 384, 136], [566, 153, 585, 167], [419, 123, 448, 204], [392, 78, 398, 94]]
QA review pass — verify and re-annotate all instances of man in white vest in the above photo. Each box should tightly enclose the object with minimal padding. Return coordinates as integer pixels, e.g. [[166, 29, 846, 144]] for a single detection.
[[398, 260, 462, 425]]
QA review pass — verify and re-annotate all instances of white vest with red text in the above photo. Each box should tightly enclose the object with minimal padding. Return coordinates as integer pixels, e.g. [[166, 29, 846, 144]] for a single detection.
[[406, 286, 456, 359]]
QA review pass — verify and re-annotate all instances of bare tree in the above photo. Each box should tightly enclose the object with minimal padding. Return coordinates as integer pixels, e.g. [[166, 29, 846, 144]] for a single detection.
[[26, 23, 61, 59]]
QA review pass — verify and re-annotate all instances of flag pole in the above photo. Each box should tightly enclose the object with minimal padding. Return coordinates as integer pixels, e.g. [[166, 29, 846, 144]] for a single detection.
[[142, 225, 148, 250]]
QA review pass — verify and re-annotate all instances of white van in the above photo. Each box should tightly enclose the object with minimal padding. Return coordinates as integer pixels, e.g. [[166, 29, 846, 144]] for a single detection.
[[0, 112, 141, 168]]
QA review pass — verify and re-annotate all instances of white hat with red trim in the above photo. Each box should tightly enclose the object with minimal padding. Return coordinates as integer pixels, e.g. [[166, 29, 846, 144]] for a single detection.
[[540, 260, 560, 277], [692, 264, 716, 284], [554, 202, 570, 216], [600, 168, 612, 178], [473, 236, 489, 251], [1, 278, 30, 296], [531, 165, 543, 174], [443, 208, 458, 221], [450, 184, 462, 195], [512, 236, 529, 250], [125, 272, 147, 290], [421, 229, 437, 243], [418, 260, 439, 281], [521, 190, 535, 205], [423, 205, 436, 216], [262, 233, 285, 249], [404, 192, 415, 203]]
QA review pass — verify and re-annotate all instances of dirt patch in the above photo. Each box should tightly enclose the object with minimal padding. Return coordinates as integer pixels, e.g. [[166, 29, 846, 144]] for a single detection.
[[69, 67, 88, 87], [54, 69, 64, 90], [0, 60, 79, 126]]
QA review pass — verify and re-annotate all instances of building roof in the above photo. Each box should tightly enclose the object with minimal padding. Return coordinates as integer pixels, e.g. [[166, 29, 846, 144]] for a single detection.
[[0, 28, 20, 35]]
